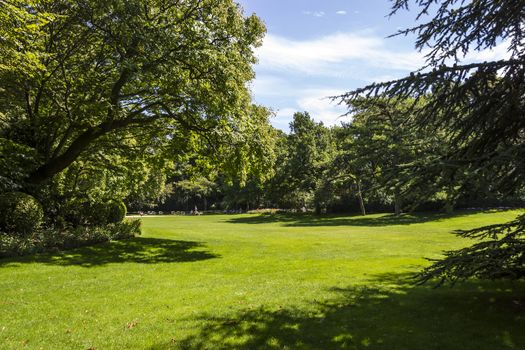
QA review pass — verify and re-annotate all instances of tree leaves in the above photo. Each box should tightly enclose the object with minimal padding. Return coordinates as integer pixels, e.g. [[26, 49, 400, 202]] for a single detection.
[[341, 0, 525, 285]]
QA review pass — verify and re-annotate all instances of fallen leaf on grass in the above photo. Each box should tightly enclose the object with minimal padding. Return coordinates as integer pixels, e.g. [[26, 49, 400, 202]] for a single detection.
[[126, 320, 138, 329]]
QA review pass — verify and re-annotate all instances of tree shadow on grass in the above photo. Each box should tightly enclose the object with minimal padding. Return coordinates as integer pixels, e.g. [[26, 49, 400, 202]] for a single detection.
[[0, 237, 219, 267], [151, 273, 525, 350], [225, 210, 489, 227]]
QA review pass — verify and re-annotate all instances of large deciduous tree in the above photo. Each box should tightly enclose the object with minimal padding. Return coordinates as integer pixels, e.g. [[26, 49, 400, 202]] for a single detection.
[[0, 0, 266, 194], [340, 0, 525, 284], [267, 112, 334, 210]]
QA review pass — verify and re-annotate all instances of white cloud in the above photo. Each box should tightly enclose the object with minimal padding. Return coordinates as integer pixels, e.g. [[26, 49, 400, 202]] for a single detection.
[[296, 89, 350, 126], [463, 41, 511, 62], [256, 84, 351, 130], [253, 31, 514, 132], [303, 10, 325, 17], [256, 32, 425, 77], [273, 107, 297, 121], [256, 32, 512, 80], [336, 10, 347, 15], [269, 98, 349, 131], [250, 76, 296, 98], [365, 74, 402, 84], [271, 107, 297, 131]]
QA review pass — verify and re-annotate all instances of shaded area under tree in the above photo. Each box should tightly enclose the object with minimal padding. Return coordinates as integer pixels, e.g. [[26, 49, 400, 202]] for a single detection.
[[0, 237, 219, 267], [224, 210, 502, 227], [151, 273, 525, 350]]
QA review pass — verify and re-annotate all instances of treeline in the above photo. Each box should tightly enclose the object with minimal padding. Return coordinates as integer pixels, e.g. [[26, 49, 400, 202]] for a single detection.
[[144, 96, 524, 215]]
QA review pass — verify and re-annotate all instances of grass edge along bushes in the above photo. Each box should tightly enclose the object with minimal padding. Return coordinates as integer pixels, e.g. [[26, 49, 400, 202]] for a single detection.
[[0, 191, 140, 257], [0, 219, 141, 258]]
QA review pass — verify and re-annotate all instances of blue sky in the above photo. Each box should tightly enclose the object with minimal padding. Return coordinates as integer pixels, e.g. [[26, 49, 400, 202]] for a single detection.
[[235, 0, 508, 131]]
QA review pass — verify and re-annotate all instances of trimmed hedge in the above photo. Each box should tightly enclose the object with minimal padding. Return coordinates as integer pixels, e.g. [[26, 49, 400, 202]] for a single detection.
[[0, 192, 43, 237], [62, 199, 127, 226]]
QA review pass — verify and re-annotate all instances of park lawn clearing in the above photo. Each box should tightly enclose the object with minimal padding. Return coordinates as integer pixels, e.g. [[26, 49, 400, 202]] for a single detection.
[[1, 210, 524, 349]]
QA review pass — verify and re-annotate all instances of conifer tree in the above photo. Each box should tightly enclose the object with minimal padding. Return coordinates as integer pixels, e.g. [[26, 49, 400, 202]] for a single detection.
[[340, 0, 525, 284]]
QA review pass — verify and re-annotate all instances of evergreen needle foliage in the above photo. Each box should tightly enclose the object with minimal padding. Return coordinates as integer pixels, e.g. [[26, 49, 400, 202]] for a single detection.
[[418, 214, 525, 285], [339, 0, 525, 284]]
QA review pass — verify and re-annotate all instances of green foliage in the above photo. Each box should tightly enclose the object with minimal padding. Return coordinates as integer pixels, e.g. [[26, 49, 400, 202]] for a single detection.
[[0, 219, 141, 257], [0, 139, 37, 192], [105, 200, 127, 224], [172, 176, 217, 210], [338, 0, 525, 283], [0, 0, 54, 78], [0, 0, 271, 227], [332, 97, 459, 215], [60, 198, 91, 226], [418, 214, 525, 285], [267, 112, 335, 209], [0, 192, 43, 236], [216, 105, 278, 187], [340, 1, 525, 194], [162, 105, 278, 211], [60, 198, 126, 226], [220, 177, 265, 210], [175, 178, 217, 201]]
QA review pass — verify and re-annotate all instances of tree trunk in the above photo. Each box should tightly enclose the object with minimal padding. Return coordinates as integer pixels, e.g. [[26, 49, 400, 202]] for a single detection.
[[444, 186, 455, 214], [394, 188, 402, 216], [444, 201, 454, 214], [356, 180, 366, 216], [26, 116, 156, 185]]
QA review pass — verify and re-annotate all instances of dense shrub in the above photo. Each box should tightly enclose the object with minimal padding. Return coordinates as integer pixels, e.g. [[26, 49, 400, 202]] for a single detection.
[[106, 218, 140, 240], [61, 199, 127, 226], [85, 201, 108, 226], [61, 198, 90, 226], [105, 200, 127, 223], [0, 192, 43, 236], [0, 234, 36, 256], [0, 219, 141, 258]]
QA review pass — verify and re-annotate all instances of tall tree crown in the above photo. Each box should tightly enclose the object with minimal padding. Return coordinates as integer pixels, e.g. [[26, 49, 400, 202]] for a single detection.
[[0, 0, 266, 187]]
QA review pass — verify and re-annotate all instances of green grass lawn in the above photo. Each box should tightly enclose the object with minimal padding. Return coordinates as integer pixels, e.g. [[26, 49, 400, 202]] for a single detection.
[[1, 210, 525, 350]]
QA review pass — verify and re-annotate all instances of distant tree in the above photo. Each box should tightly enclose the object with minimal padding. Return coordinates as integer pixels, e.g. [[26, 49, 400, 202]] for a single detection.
[[323, 126, 372, 216], [339, 0, 525, 284], [341, 97, 475, 215], [216, 105, 278, 188], [347, 98, 421, 215], [174, 177, 216, 211], [149, 104, 277, 212], [267, 112, 334, 210]]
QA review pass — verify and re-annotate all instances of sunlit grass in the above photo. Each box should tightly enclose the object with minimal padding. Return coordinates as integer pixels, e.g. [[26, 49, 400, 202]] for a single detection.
[[1, 210, 524, 349]]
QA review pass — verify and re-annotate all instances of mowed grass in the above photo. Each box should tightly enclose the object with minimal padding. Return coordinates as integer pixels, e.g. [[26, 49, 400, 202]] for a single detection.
[[1, 210, 525, 350]]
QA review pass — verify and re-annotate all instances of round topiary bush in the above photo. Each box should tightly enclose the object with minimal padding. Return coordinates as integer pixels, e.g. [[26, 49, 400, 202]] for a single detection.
[[105, 200, 127, 224], [0, 192, 44, 236]]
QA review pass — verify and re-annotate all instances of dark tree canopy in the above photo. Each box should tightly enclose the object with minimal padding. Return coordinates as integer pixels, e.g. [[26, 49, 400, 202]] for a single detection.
[[339, 0, 525, 284], [341, 0, 525, 164]]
